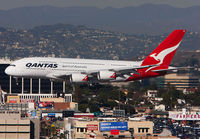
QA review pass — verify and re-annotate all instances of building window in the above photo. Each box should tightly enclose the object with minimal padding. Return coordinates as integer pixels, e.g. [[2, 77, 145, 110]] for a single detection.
[[142, 128, 144, 133], [80, 128, 84, 132], [138, 128, 149, 133]]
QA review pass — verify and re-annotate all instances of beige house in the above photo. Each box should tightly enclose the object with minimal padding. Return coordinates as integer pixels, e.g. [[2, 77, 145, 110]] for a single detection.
[[73, 120, 153, 139], [0, 111, 30, 139]]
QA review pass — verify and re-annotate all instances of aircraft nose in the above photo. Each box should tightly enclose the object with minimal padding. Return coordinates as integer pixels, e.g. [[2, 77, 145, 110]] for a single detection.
[[5, 66, 12, 75]]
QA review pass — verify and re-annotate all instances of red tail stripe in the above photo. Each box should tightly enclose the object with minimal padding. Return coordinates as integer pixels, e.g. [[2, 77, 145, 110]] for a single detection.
[[141, 30, 186, 66]]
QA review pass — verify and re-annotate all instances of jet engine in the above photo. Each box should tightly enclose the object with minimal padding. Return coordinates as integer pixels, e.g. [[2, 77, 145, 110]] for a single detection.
[[70, 74, 88, 82], [98, 71, 116, 80]]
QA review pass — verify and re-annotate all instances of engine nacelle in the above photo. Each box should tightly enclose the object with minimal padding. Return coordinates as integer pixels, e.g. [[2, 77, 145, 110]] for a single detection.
[[70, 74, 88, 82], [98, 71, 116, 80]]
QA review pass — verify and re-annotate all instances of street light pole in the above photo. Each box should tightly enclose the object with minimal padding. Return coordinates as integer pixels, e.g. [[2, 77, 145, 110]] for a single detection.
[[129, 128, 134, 139], [64, 130, 69, 139]]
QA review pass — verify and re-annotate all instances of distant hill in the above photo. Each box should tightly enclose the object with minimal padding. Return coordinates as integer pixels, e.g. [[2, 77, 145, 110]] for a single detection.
[[0, 4, 200, 34], [0, 24, 199, 61], [172, 51, 200, 66]]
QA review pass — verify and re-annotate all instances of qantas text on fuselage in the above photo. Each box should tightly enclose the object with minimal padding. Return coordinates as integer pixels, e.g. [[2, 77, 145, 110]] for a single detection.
[[5, 30, 186, 83]]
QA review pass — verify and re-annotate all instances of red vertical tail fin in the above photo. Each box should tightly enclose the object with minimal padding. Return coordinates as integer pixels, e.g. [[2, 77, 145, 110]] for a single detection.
[[141, 30, 186, 70]]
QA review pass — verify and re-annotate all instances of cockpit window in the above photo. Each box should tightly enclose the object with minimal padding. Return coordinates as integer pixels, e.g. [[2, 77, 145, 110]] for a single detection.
[[9, 64, 16, 67]]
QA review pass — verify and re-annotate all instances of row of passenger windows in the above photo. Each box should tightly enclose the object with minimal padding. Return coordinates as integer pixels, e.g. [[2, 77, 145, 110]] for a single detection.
[[62, 62, 105, 65], [61, 62, 130, 66], [52, 68, 85, 72]]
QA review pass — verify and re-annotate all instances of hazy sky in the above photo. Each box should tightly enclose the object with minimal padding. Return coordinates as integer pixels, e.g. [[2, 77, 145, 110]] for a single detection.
[[0, 0, 200, 10]]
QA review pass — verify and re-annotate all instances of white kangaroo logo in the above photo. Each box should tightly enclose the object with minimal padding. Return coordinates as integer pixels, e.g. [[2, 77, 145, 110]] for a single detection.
[[145, 42, 181, 72]]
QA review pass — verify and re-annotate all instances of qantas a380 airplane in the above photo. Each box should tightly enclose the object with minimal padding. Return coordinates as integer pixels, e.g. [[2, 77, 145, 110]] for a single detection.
[[5, 30, 186, 83]]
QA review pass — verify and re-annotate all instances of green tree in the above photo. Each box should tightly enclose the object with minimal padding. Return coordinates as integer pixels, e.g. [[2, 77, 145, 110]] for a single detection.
[[78, 103, 89, 112], [185, 91, 200, 106], [161, 83, 184, 110], [128, 81, 142, 93], [148, 81, 157, 90], [73, 85, 83, 103]]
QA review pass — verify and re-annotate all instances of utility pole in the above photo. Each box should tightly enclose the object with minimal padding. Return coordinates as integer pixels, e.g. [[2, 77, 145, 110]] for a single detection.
[[129, 128, 134, 139], [118, 91, 121, 110]]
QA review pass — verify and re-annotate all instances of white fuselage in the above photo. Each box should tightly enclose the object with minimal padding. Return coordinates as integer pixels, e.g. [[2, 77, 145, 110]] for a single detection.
[[5, 57, 142, 82]]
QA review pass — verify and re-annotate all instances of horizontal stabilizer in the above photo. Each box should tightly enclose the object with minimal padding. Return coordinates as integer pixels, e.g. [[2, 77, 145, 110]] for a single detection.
[[152, 66, 193, 72]]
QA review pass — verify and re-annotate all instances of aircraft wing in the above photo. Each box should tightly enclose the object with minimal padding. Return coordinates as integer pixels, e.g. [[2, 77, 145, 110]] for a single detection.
[[47, 64, 159, 80], [108, 64, 159, 74], [78, 64, 159, 76]]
